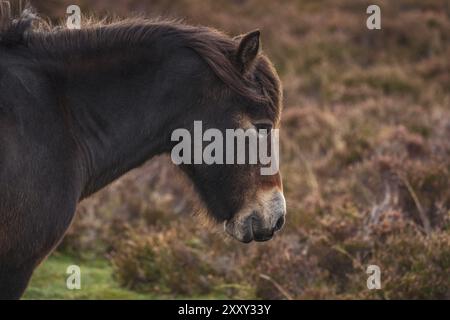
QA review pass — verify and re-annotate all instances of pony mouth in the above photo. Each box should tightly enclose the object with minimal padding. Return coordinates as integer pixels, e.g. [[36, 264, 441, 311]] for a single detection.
[[224, 211, 282, 243], [224, 191, 286, 243], [224, 220, 253, 243]]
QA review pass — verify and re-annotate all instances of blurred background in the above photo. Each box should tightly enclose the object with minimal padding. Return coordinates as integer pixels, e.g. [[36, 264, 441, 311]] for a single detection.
[[22, 0, 450, 299]]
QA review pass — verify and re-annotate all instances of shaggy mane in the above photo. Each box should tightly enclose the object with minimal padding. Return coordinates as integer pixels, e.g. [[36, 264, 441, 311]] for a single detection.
[[0, 2, 281, 120]]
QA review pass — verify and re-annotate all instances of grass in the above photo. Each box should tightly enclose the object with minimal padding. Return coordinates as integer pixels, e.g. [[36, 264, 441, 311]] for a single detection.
[[23, 253, 150, 300], [24, 252, 229, 299]]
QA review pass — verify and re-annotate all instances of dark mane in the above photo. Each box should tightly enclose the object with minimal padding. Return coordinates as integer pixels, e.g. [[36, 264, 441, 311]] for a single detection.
[[0, 0, 36, 47], [1, 9, 281, 121]]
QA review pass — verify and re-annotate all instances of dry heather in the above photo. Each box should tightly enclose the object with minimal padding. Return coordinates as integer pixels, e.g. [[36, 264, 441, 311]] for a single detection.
[[29, 0, 450, 299]]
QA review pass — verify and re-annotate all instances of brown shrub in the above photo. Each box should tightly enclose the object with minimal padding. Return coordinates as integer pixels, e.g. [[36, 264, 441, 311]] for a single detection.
[[110, 223, 221, 296], [357, 231, 450, 299]]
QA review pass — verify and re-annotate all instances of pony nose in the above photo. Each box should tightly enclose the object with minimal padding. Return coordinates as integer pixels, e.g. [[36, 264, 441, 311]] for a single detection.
[[274, 215, 285, 231], [250, 210, 285, 242], [250, 218, 274, 242], [224, 191, 286, 243]]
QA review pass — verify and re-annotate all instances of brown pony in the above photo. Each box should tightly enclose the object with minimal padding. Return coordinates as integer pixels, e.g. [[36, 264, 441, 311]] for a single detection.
[[0, 6, 285, 299]]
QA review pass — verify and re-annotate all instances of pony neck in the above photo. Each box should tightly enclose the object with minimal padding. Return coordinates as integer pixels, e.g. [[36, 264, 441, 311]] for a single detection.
[[54, 47, 200, 199]]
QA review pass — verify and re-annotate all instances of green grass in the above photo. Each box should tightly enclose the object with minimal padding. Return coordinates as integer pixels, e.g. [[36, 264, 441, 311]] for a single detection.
[[23, 253, 151, 300], [23, 253, 226, 299]]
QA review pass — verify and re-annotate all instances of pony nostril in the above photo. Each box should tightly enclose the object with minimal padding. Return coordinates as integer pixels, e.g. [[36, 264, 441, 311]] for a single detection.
[[274, 215, 285, 231]]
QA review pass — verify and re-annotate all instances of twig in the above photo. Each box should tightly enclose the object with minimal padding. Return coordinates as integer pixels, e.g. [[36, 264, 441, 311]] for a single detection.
[[259, 274, 294, 300], [330, 244, 366, 272], [399, 175, 431, 236], [321, 236, 366, 272]]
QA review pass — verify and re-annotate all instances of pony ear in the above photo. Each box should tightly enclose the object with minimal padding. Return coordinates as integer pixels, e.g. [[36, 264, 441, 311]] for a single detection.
[[235, 30, 261, 74]]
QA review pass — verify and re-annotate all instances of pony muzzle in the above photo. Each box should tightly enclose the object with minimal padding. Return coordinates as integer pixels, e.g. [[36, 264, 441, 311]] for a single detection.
[[225, 190, 286, 243]]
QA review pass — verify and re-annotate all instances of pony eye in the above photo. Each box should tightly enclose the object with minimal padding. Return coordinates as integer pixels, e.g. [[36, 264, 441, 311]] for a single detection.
[[254, 123, 273, 133]]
